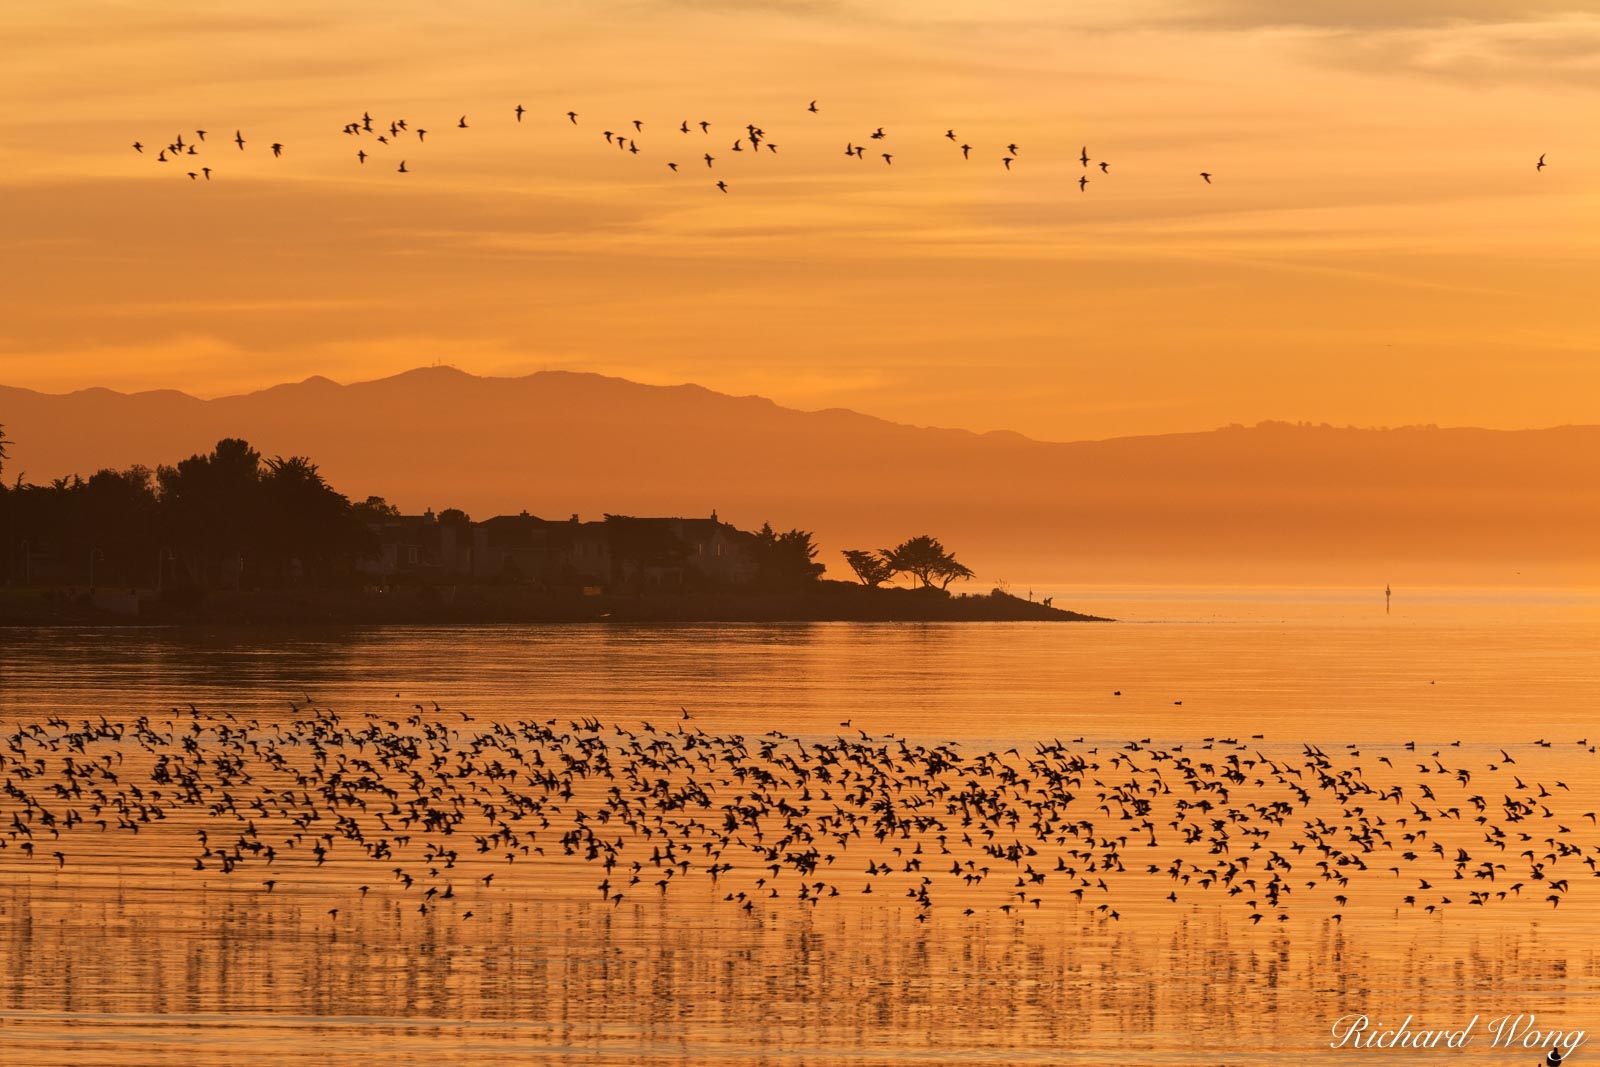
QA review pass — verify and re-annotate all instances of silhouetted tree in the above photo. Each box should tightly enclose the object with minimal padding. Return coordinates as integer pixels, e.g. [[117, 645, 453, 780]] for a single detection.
[[259, 456, 368, 585], [882, 535, 974, 590], [353, 496, 401, 521], [158, 438, 263, 588], [0, 423, 8, 479], [752, 523, 824, 588], [841, 548, 893, 587], [931, 554, 976, 590], [80, 466, 160, 586], [0, 466, 160, 587]]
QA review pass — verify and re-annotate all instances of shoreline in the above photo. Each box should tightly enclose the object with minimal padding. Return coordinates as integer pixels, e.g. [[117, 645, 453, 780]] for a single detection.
[[0, 583, 1112, 626]]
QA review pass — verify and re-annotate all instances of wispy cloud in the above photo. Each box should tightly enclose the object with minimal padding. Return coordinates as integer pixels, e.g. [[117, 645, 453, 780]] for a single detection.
[[1171, 0, 1600, 30]]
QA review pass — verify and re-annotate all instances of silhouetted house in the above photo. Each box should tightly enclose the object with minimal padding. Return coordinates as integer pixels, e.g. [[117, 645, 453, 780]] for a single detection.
[[362, 508, 755, 589], [604, 511, 754, 586], [437, 511, 475, 577], [568, 516, 612, 583], [358, 508, 444, 581], [463, 512, 606, 584]]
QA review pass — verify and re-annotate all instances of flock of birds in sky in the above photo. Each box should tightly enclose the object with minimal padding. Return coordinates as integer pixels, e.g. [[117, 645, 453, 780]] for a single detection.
[[128, 103, 1129, 193], [126, 102, 1555, 193], [4, 702, 1599, 928]]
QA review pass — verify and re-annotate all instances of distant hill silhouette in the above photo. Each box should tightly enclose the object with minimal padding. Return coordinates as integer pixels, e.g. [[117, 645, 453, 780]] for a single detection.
[[4, 367, 1597, 585]]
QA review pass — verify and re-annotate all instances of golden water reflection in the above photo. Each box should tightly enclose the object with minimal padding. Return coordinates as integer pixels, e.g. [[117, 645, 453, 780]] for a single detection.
[[3, 611, 1600, 1064]]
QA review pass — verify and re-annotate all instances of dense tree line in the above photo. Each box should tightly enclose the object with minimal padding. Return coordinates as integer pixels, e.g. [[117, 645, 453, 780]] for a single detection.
[[1, 436, 380, 590], [0, 432, 835, 593]]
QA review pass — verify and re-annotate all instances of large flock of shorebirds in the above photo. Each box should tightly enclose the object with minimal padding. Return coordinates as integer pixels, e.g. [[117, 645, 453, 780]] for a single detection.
[[127, 103, 1549, 193], [3, 701, 1596, 927]]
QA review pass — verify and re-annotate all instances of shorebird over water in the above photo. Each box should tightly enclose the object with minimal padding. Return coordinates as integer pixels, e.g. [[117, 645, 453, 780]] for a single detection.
[[2, 701, 1596, 928]]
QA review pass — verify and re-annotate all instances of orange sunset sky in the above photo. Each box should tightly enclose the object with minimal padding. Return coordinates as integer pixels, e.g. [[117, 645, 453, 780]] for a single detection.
[[3, 0, 1599, 442]]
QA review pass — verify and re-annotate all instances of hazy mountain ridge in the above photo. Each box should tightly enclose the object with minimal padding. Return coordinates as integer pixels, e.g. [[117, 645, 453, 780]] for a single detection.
[[4, 367, 1597, 585]]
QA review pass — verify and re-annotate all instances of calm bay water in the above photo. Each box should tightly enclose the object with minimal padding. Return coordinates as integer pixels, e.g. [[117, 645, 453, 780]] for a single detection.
[[3, 587, 1600, 1065]]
